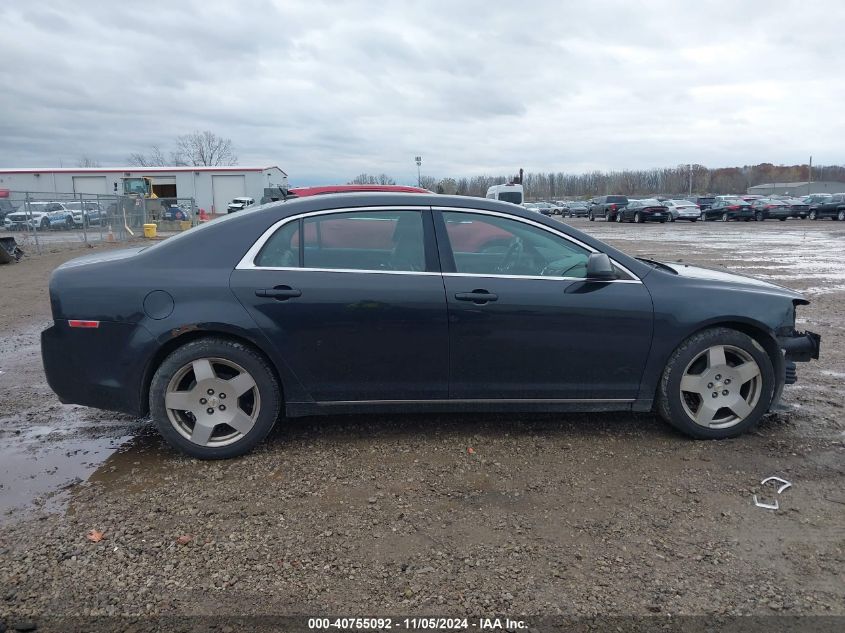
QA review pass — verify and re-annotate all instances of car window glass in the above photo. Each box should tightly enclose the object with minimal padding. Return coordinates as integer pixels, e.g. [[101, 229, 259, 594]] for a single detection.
[[442, 211, 590, 278], [303, 210, 425, 272], [254, 219, 301, 267]]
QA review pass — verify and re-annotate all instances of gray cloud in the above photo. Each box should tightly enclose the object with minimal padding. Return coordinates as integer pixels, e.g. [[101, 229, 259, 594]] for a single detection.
[[1, 0, 843, 184]]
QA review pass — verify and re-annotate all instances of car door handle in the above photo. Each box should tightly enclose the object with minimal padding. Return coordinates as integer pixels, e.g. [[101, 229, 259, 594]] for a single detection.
[[255, 286, 302, 300], [455, 290, 498, 304]]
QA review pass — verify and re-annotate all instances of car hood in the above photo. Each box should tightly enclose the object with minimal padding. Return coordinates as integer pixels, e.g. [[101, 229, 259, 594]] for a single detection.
[[58, 247, 146, 269], [662, 262, 806, 300]]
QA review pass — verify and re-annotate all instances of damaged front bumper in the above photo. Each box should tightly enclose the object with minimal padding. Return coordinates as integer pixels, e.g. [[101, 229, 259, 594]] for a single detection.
[[778, 329, 821, 385]]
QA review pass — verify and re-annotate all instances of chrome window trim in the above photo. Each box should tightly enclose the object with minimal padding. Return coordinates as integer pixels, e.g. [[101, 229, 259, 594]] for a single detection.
[[235, 204, 641, 283], [433, 206, 641, 283], [235, 206, 430, 272]]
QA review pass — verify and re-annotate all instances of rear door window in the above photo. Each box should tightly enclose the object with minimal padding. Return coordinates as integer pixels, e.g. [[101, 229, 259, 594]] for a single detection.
[[256, 210, 426, 272]]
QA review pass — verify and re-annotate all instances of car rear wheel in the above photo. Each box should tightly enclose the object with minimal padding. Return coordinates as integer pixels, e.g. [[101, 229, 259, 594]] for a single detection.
[[634, 212, 642, 223], [722, 212, 729, 222], [755, 211, 764, 222], [150, 338, 281, 459], [657, 328, 774, 439], [837, 210, 844, 221], [809, 210, 817, 220], [616, 211, 623, 223], [700, 211, 707, 221]]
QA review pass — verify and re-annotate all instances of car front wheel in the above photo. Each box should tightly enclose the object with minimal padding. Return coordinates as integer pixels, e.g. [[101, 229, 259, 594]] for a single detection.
[[809, 210, 817, 220], [149, 338, 282, 459], [837, 210, 844, 221], [722, 212, 729, 222], [657, 327, 774, 439], [700, 211, 707, 221]]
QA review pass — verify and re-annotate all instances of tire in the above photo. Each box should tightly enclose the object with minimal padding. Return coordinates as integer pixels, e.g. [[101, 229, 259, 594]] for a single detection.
[[149, 337, 282, 459], [65, 217, 74, 230], [634, 212, 642, 223], [616, 211, 623, 223], [657, 327, 775, 439], [700, 211, 707, 222], [589, 213, 594, 221], [809, 210, 817, 220], [722, 212, 729, 222], [755, 212, 764, 222], [837, 210, 844, 221], [605, 211, 611, 222], [40, 218, 50, 231]]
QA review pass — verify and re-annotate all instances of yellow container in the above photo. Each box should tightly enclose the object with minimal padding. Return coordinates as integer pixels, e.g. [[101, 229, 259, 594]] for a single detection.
[[143, 223, 157, 239], [179, 220, 192, 231]]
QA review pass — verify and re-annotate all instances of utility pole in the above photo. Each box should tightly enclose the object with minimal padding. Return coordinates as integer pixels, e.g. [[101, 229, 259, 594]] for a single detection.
[[415, 156, 422, 187], [688, 163, 693, 196], [808, 155, 813, 195]]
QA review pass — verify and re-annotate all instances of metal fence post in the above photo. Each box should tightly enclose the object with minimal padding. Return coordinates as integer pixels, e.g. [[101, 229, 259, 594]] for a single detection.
[[78, 192, 88, 244], [26, 192, 41, 255]]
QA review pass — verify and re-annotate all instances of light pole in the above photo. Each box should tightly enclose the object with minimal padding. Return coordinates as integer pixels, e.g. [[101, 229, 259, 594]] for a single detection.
[[415, 156, 422, 187]]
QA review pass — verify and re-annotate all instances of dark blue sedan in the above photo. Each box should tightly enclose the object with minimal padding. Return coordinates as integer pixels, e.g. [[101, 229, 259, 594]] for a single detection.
[[42, 193, 820, 458]]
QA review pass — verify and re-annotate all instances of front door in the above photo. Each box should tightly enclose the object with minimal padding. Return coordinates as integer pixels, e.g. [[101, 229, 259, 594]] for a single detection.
[[230, 207, 448, 402], [435, 209, 654, 401]]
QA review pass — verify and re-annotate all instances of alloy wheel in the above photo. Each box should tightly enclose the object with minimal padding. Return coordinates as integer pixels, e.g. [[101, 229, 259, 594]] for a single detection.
[[722, 213, 729, 222], [679, 344, 762, 429], [809, 210, 817, 220], [164, 357, 261, 447], [838, 210, 844, 221]]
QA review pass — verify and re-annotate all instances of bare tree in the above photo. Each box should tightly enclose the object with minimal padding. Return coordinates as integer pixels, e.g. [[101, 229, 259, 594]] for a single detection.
[[77, 155, 101, 168], [418, 175, 438, 191], [175, 130, 238, 167], [127, 145, 177, 167], [348, 173, 397, 185]]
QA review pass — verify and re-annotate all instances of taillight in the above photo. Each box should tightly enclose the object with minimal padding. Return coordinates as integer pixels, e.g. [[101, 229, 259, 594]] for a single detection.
[[728, 205, 739, 210], [610, 204, 617, 211], [68, 320, 100, 328]]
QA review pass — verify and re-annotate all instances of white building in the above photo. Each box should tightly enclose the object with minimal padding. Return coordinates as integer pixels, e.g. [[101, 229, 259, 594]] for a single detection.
[[0, 166, 288, 213]]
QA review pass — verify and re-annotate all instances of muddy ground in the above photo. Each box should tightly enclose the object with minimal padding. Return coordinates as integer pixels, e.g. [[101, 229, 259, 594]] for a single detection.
[[0, 220, 843, 623]]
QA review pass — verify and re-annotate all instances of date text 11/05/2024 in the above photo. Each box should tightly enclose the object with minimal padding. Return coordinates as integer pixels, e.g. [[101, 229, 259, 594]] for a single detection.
[[307, 617, 527, 629]]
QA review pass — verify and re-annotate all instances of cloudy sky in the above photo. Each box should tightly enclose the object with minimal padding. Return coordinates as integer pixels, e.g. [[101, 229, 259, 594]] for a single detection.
[[1, 0, 843, 185]]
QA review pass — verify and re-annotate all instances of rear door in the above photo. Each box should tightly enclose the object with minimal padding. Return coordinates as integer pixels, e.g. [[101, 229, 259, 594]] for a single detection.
[[230, 206, 449, 403], [434, 208, 654, 401]]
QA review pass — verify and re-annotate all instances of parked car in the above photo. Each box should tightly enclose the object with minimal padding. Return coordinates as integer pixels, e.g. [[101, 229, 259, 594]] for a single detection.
[[227, 197, 255, 213], [288, 185, 432, 198], [616, 199, 669, 223], [523, 203, 542, 214], [3, 201, 75, 231], [802, 193, 832, 206], [773, 196, 810, 219], [701, 198, 753, 222], [749, 198, 791, 221], [807, 193, 845, 221], [588, 195, 629, 222], [66, 201, 103, 228], [0, 198, 17, 224], [544, 201, 563, 215], [565, 201, 589, 218], [531, 202, 554, 216], [686, 195, 715, 210], [663, 199, 700, 222], [41, 193, 820, 458]]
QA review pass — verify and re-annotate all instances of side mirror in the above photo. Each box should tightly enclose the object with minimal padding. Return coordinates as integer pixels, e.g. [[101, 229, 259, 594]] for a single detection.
[[586, 252, 617, 281]]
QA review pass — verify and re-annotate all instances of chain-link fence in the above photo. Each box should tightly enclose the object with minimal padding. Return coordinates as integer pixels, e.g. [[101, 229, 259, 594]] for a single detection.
[[0, 191, 197, 254]]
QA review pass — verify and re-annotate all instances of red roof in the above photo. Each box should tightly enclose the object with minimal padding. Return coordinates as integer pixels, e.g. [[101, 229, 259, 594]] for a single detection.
[[288, 184, 430, 197], [0, 166, 286, 175]]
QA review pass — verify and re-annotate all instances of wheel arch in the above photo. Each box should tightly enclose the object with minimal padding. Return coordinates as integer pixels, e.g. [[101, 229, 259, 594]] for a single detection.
[[652, 319, 784, 407], [140, 328, 286, 416]]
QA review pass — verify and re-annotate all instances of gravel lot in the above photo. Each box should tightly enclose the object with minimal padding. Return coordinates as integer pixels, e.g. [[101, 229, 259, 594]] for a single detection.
[[0, 220, 843, 623]]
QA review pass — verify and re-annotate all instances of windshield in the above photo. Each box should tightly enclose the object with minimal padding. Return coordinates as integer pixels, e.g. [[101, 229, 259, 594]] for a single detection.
[[498, 191, 523, 204]]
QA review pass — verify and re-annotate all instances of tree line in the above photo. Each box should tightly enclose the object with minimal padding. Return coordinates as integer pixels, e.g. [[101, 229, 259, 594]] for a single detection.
[[356, 163, 845, 199]]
